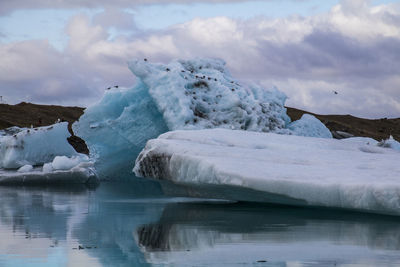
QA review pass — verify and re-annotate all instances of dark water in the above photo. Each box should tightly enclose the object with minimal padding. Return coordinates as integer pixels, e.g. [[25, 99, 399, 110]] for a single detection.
[[1, 180, 400, 267]]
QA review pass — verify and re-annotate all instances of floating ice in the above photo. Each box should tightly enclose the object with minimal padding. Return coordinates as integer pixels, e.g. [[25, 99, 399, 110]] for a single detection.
[[0, 154, 96, 185], [288, 114, 332, 138], [0, 123, 97, 184], [0, 122, 77, 169], [74, 58, 330, 179], [51, 155, 89, 171], [378, 135, 400, 151], [0, 165, 97, 185], [134, 129, 400, 215], [17, 164, 33, 173]]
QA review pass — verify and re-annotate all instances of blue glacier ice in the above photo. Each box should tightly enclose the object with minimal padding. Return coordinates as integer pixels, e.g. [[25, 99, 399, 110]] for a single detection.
[[0, 122, 97, 184], [74, 58, 331, 179], [0, 122, 77, 169]]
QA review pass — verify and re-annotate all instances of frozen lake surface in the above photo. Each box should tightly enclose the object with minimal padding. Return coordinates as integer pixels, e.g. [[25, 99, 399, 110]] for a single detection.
[[1, 180, 400, 267]]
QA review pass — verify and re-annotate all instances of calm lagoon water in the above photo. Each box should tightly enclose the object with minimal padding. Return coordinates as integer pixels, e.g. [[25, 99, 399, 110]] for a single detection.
[[1, 179, 400, 267]]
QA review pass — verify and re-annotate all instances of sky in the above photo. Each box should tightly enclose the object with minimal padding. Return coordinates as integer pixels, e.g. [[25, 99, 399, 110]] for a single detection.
[[0, 0, 399, 119]]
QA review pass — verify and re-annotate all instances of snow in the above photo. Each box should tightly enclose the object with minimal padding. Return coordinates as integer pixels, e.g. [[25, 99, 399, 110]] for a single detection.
[[74, 58, 331, 179], [134, 129, 400, 215], [0, 122, 77, 169]]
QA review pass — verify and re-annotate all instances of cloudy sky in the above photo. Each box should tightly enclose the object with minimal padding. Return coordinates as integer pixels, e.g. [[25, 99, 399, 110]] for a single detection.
[[0, 0, 399, 118]]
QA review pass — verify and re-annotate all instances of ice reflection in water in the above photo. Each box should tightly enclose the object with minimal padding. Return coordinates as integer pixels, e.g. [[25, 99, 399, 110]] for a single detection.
[[0, 182, 400, 266]]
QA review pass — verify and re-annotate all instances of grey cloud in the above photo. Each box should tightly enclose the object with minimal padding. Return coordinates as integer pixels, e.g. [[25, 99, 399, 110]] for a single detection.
[[0, 0, 268, 15], [92, 8, 137, 31], [248, 31, 400, 118], [1, 2, 400, 118]]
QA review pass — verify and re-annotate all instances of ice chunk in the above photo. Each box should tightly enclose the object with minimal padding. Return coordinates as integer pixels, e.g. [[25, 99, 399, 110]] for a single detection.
[[377, 135, 400, 151], [134, 129, 400, 216], [17, 164, 33, 173], [51, 155, 89, 171], [42, 163, 53, 173], [75, 58, 328, 179], [0, 154, 97, 184], [288, 114, 332, 138], [0, 122, 77, 169]]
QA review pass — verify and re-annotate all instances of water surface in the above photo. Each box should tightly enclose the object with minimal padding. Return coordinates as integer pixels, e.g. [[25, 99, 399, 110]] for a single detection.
[[0, 181, 400, 266]]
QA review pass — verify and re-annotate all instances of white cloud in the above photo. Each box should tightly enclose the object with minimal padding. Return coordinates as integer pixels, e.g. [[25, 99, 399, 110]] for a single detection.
[[1, 0, 399, 118]]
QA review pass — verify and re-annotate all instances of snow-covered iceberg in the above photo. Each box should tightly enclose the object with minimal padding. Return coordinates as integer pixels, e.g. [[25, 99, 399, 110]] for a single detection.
[[0, 122, 97, 184], [74, 58, 330, 179], [134, 129, 400, 215]]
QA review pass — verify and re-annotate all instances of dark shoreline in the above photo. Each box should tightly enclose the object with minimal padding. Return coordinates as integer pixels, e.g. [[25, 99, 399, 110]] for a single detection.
[[1, 102, 399, 143]]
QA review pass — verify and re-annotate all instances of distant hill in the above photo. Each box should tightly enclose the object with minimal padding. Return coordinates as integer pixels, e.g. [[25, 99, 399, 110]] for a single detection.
[[1, 102, 399, 146]]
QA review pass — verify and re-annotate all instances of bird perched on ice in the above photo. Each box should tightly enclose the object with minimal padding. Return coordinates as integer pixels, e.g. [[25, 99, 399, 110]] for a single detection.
[[333, 90, 338, 95]]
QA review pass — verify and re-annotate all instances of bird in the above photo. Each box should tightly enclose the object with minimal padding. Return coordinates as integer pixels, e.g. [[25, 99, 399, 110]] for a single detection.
[[333, 90, 338, 95], [166, 68, 170, 72], [106, 87, 111, 90], [114, 85, 119, 88], [144, 58, 147, 61]]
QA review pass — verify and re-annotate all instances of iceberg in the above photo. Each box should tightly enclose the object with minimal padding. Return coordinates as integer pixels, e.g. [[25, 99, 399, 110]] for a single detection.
[[134, 129, 400, 215], [0, 122, 76, 169], [0, 122, 97, 184], [288, 113, 332, 138], [378, 135, 400, 151], [74, 58, 330, 179]]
